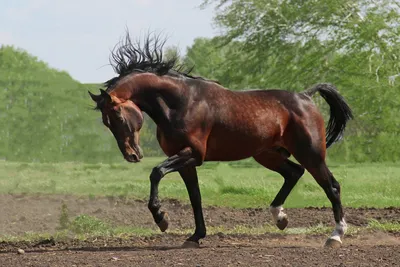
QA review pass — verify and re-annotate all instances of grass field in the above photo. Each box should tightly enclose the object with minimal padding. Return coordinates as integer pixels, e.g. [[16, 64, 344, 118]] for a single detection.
[[1, 157, 400, 266], [1, 157, 399, 209]]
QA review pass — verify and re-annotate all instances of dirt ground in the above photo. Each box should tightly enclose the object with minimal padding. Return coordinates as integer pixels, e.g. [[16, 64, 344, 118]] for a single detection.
[[0, 194, 399, 266]]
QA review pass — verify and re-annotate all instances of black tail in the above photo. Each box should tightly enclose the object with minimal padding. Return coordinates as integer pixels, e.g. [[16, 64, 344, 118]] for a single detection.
[[303, 83, 353, 148]]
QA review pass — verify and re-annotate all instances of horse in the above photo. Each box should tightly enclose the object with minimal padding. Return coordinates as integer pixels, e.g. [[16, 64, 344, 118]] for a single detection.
[[88, 32, 353, 248]]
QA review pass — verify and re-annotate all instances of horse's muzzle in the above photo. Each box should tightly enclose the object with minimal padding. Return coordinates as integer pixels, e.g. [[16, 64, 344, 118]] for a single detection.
[[125, 153, 140, 163]]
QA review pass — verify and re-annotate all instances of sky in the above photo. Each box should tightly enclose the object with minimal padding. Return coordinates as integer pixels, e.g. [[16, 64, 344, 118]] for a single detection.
[[0, 0, 218, 83]]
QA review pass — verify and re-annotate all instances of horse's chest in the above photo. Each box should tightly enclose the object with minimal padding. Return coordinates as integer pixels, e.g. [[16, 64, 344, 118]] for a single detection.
[[156, 127, 185, 157]]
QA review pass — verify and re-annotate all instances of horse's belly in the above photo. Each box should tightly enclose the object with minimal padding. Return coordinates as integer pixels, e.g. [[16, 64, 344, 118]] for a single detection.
[[204, 126, 279, 161]]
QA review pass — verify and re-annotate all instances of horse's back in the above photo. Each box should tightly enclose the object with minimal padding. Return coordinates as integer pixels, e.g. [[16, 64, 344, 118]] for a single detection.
[[201, 86, 321, 161], [202, 88, 293, 161], [205, 87, 310, 120]]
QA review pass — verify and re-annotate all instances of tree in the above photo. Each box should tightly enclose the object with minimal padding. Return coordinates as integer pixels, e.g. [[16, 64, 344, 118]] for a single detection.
[[184, 37, 255, 88], [191, 0, 400, 162]]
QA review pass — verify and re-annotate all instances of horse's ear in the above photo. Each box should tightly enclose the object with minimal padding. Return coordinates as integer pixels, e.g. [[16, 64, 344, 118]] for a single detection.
[[88, 90, 111, 110], [88, 90, 101, 102], [99, 89, 112, 103]]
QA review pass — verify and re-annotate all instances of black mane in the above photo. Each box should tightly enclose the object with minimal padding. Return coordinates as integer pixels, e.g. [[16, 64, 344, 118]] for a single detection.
[[104, 31, 218, 91]]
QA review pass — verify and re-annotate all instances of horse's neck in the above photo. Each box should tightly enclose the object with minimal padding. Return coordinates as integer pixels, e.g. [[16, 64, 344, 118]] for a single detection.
[[131, 75, 187, 127]]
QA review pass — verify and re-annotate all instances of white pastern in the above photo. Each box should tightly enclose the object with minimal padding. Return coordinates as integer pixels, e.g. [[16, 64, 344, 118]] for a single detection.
[[269, 205, 287, 223], [329, 218, 347, 242]]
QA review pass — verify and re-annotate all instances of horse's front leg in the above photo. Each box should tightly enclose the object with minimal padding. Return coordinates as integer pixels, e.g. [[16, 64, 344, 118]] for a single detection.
[[179, 165, 206, 248], [148, 148, 196, 232]]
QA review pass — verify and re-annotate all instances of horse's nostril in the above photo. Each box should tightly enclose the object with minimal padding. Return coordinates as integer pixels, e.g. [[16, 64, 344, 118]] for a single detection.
[[131, 154, 139, 162]]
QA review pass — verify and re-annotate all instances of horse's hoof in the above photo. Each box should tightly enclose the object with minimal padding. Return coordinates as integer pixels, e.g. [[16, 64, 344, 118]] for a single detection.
[[276, 217, 288, 230], [181, 240, 200, 249], [157, 212, 169, 232], [324, 236, 342, 248]]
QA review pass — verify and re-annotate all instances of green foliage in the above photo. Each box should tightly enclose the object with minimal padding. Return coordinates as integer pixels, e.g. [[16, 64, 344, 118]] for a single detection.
[[2, 0, 400, 163], [67, 214, 153, 237], [0, 45, 163, 163], [58, 201, 70, 230], [190, 0, 400, 162], [368, 219, 400, 232], [69, 214, 111, 235]]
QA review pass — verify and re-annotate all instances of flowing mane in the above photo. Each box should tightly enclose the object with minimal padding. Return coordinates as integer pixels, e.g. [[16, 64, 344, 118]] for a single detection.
[[104, 31, 219, 91]]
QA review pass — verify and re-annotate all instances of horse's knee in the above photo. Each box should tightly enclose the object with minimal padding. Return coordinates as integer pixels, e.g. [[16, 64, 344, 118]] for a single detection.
[[150, 167, 162, 182], [286, 161, 305, 180]]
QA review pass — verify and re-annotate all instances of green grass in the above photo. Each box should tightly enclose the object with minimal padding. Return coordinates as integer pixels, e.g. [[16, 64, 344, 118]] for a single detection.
[[2, 215, 399, 242], [0, 158, 399, 208], [367, 220, 400, 232]]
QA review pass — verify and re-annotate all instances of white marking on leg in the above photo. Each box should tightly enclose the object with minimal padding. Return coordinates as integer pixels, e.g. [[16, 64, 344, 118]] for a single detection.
[[269, 205, 287, 223], [329, 218, 347, 243]]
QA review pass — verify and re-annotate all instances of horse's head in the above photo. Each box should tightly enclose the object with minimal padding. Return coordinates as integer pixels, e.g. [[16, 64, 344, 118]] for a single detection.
[[89, 89, 144, 163]]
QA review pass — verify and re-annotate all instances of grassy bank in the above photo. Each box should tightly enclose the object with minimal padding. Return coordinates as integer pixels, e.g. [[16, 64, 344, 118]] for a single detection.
[[1, 158, 399, 208]]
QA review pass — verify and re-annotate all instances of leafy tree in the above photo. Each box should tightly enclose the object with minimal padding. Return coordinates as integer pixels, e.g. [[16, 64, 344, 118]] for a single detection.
[[188, 0, 400, 162]]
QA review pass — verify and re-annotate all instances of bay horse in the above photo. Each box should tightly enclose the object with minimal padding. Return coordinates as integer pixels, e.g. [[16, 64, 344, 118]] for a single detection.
[[88, 32, 353, 248]]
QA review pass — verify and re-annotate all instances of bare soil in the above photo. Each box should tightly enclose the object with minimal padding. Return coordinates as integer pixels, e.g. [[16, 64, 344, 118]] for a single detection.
[[0, 194, 399, 266]]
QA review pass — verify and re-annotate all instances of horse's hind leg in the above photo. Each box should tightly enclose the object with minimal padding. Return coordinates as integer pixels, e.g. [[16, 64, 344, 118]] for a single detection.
[[307, 162, 346, 247], [253, 151, 305, 230], [292, 149, 347, 247]]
